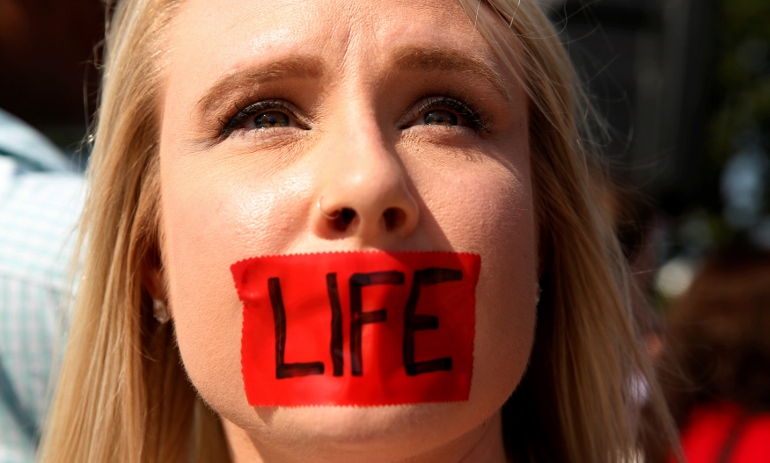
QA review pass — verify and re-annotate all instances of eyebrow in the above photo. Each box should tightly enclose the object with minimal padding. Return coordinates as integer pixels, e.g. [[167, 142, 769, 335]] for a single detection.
[[195, 56, 324, 119], [195, 47, 510, 120], [389, 46, 511, 101]]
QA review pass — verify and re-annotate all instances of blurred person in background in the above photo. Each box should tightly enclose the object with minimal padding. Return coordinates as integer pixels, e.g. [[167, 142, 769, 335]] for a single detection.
[[1, 1, 97, 460], [0, 109, 84, 462], [651, 248, 770, 463]]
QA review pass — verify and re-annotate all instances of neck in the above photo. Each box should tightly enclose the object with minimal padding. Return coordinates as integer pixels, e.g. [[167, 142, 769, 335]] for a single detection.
[[222, 410, 509, 463]]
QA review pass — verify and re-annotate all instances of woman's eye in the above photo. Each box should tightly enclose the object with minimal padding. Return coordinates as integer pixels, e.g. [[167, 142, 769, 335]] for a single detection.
[[253, 111, 290, 129], [219, 100, 303, 138], [403, 96, 489, 133], [423, 110, 458, 126]]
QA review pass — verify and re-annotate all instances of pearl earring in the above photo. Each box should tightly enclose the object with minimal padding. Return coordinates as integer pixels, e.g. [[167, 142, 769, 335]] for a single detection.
[[153, 299, 169, 324]]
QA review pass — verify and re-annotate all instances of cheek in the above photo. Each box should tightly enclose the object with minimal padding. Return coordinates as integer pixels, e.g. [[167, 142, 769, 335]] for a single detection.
[[414, 157, 538, 407], [472, 183, 536, 411], [159, 161, 313, 413]]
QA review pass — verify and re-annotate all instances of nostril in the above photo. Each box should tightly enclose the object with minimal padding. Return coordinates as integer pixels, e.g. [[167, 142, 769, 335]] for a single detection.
[[382, 207, 406, 232], [332, 208, 357, 231]]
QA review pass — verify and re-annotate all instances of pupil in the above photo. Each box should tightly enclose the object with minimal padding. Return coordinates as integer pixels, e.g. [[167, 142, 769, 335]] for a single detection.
[[255, 112, 289, 128], [424, 110, 457, 126]]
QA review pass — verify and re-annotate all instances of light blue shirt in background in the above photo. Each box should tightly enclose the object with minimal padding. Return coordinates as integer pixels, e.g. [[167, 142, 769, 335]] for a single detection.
[[0, 109, 85, 462]]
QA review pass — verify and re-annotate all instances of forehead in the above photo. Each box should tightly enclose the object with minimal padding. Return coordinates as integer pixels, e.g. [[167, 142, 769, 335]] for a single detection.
[[165, 0, 513, 91]]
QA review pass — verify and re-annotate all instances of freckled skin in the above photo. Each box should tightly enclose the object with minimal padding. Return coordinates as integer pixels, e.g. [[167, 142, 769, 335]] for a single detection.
[[156, 0, 537, 461]]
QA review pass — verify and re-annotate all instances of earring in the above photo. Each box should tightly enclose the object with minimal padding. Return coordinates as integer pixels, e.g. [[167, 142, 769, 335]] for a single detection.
[[535, 283, 542, 306], [153, 299, 169, 324]]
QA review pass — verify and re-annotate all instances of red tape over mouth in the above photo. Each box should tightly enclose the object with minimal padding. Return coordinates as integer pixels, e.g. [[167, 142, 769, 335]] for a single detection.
[[230, 251, 480, 406]]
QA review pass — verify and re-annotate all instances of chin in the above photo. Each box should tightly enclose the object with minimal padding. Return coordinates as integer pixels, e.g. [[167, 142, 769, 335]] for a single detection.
[[228, 401, 489, 462], [269, 402, 456, 441]]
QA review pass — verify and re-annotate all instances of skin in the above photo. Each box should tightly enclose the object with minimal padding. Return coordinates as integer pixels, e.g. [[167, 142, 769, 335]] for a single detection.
[[153, 0, 537, 461]]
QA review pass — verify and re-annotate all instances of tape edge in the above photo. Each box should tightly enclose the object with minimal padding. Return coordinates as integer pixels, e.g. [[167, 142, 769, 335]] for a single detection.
[[231, 250, 481, 269]]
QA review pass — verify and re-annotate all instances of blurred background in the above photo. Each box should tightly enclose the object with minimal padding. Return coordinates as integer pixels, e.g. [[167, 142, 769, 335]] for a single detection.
[[1, 0, 769, 307], [544, 0, 770, 308]]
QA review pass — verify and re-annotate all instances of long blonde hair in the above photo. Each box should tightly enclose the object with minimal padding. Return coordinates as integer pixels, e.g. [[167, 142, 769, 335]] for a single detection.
[[456, 2, 679, 461], [39, 0, 676, 461]]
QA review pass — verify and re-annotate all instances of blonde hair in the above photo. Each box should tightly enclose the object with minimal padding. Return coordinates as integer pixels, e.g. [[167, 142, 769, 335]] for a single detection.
[[38, 0, 227, 461], [39, 0, 676, 461], [454, 2, 679, 461]]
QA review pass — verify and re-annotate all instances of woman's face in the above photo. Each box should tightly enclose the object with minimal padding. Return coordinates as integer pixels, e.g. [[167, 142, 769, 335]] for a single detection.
[[157, 0, 537, 460]]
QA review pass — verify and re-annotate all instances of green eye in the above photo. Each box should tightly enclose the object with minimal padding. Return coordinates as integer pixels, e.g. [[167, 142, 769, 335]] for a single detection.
[[424, 110, 458, 126], [254, 111, 290, 129]]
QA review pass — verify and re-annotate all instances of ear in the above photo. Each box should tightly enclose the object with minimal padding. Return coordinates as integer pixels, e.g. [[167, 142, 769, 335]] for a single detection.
[[142, 244, 167, 303], [142, 265, 167, 302]]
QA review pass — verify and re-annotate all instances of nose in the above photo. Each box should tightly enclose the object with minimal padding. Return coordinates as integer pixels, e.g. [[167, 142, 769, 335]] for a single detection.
[[312, 126, 419, 245]]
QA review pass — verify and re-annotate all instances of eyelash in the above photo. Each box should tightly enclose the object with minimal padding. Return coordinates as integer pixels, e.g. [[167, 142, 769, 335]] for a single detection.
[[218, 99, 302, 138], [216, 93, 490, 139], [405, 94, 490, 133]]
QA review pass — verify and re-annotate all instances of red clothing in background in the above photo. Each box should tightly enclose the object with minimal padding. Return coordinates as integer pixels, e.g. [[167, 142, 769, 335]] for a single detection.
[[673, 401, 770, 463]]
